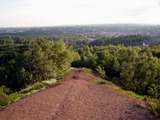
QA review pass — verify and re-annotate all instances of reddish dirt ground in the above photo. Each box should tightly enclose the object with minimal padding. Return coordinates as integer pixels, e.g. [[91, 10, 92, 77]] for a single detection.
[[0, 70, 159, 120]]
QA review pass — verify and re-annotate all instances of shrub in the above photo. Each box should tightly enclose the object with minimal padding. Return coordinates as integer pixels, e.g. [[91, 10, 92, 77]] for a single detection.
[[147, 84, 160, 98], [0, 86, 11, 95], [147, 98, 160, 115], [0, 92, 8, 106]]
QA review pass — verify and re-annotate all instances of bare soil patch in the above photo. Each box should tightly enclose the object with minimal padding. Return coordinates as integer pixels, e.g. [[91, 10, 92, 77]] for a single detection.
[[0, 70, 158, 120]]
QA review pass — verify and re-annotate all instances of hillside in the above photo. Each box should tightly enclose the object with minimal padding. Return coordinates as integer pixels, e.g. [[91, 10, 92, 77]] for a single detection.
[[0, 70, 158, 120]]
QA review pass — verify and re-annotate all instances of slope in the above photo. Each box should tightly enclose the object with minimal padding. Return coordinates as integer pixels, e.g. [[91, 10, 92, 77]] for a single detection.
[[0, 70, 158, 120]]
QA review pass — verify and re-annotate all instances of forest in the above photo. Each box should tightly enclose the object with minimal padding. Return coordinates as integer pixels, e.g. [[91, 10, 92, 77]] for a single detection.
[[0, 36, 160, 106], [0, 38, 79, 101], [72, 45, 160, 99]]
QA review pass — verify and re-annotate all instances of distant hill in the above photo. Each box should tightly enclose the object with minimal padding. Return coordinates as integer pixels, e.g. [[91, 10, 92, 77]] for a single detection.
[[0, 24, 160, 46]]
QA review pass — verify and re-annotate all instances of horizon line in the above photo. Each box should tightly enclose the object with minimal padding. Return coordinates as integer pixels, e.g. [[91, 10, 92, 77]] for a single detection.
[[0, 23, 160, 28]]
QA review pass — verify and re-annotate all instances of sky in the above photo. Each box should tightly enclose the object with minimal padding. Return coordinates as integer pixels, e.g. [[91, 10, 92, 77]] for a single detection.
[[0, 0, 160, 27]]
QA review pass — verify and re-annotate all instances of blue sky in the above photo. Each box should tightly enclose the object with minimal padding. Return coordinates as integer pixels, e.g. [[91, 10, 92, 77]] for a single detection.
[[0, 0, 160, 27]]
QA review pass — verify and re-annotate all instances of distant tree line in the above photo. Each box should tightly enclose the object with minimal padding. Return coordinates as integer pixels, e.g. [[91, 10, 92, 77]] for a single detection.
[[1, 35, 158, 48], [89, 35, 150, 46], [63, 35, 154, 48]]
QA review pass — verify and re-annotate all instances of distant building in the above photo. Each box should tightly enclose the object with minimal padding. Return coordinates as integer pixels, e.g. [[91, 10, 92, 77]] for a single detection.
[[143, 42, 149, 47]]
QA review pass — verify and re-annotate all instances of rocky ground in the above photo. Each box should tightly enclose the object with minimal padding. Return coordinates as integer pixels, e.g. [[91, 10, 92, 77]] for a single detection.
[[0, 70, 158, 120]]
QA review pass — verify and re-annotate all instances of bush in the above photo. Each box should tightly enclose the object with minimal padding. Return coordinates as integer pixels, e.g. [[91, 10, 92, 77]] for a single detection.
[[0, 86, 11, 95], [147, 84, 160, 98], [0, 92, 8, 106], [96, 66, 106, 79], [147, 98, 160, 115]]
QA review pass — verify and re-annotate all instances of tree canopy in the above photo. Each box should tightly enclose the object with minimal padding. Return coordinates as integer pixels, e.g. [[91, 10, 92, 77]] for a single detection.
[[0, 38, 78, 91], [72, 45, 160, 99]]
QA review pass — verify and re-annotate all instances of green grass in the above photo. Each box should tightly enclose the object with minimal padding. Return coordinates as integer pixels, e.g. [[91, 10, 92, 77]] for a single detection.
[[0, 92, 8, 106], [147, 98, 160, 115], [79, 67, 93, 73], [88, 75, 160, 116], [103, 82, 160, 115], [0, 80, 57, 109], [119, 90, 145, 100], [76, 67, 160, 116], [0, 69, 72, 108], [20, 82, 47, 94], [7, 93, 26, 104]]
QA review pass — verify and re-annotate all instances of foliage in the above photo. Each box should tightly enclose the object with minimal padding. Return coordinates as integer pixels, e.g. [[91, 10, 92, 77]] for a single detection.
[[87, 74, 160, 116], [0, 80, 57, 108], [20, 83, 46, 94], [147, 98, 160, 115], [96, 66, 106, 79], [89, 35, 149, 46], [7, 93, 26, 104], [0, 92, 8, 106], [72, 45, 160, 99], [0, 38, 76, 91], [0, 86, 11, 95]]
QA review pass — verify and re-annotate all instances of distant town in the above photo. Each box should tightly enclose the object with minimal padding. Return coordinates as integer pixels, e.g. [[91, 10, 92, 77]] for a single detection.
[[0, 24, 160, 46]]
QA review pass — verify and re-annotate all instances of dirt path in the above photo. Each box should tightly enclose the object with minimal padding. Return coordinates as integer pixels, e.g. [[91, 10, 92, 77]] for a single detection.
[[0, 70, 158, 120]]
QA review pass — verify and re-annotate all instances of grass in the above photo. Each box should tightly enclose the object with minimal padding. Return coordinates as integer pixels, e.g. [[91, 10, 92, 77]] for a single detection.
[[20, 82, 47, 94], [104, 82, 160, 115], [1, 68, 159, 116], [0, 68, 73, 109], [119, 90, 144, 100], [7, 93, 26, 104], [147, 98, 160, 115], [81, 68, 93, 73], [74, 67, 93, 73], [74, 67, 160, 116], [0, 79, 57, 109], [96, 80, 160, 116], [0, 92, 8, 106]]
